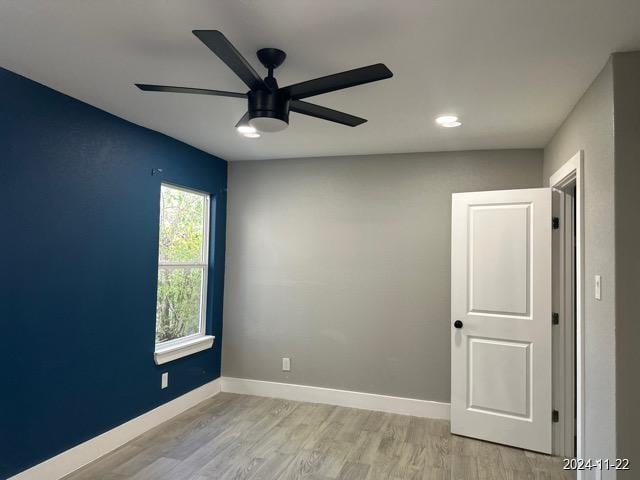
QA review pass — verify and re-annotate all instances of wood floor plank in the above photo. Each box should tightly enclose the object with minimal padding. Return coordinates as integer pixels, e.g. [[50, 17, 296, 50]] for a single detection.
[[499, 445, 531, 472], [477, 461, 507, 480], [192, 440, 249, 479], [316, 444, 352, 478], [304, 404, 338, 427], [279, 449, 327, 479], [246, 426, 290, 458], [279, 423, 317, 455], [423, 437, 449, 468], [397, 443, 428, 470], [128, 457, 180, 480], [420, 466, 449, 480], [406, 418, 430, 447], [245, 451, 294, 480], [218, 457, 265, 480], [449, 455, 479, 480], [347, 431, 384, 465], [62, 443, 143, 480], [365, 459, 398, 480], [336, 461, 370, 480], [377, 418, 409, 459], [303, 421, 344, 453], [361, 411, 388, 432], [61, 393, 572, 480], [423, 418, 450, 438]]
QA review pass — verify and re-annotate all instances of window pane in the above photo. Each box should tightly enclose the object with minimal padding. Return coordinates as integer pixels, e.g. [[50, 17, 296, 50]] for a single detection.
[[155, 267, 203, 343], [158, 185, 205, 263]]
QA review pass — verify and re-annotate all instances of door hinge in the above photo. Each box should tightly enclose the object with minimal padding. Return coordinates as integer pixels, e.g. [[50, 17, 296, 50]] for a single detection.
[[552, 312, 560, 325], [552, 217, 560, 229], [552, 410, 559, 423]]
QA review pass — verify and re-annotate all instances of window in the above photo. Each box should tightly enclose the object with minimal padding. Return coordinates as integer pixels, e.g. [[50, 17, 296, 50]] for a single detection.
[[154, 184, 214, 364]]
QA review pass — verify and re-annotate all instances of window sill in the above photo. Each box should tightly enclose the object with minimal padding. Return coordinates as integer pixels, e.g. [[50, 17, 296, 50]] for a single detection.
[[154, 335, 215, 365]]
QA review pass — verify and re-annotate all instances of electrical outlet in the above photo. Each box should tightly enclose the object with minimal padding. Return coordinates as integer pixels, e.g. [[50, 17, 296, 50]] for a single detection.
[[282, 357, 291, 371], [161, 372, 169, 389]]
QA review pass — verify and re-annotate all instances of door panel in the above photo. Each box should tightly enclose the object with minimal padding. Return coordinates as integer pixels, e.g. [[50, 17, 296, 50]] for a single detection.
[[469, 204, 530, 316], [469, 338, 530, 417], [451, 188, 552, 453]]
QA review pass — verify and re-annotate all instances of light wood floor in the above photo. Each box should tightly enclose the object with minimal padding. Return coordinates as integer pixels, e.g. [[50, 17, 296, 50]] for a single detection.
[[64, 393, 573, 480]]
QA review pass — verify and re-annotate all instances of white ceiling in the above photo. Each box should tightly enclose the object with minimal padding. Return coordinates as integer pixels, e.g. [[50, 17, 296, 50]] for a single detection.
[[2, 1, 640, 161]]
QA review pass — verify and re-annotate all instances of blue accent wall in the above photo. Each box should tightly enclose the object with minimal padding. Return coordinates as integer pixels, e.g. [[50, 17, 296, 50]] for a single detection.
[[0, 67, 227, 478]]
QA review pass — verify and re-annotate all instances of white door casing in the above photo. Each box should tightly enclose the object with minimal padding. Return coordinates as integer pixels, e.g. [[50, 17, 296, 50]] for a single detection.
[[451, 188, 552, 453]]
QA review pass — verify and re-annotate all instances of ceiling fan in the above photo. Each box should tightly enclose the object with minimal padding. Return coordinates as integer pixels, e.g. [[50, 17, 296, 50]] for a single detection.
[[135, 30, 393, 135]]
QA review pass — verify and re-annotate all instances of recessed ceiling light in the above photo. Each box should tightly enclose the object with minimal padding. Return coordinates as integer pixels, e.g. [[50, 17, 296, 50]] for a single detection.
[[436, 115, 462, 127], [436, 115, 458, 124], [237, 125, 257, 134], [242, 132, 261, 138]]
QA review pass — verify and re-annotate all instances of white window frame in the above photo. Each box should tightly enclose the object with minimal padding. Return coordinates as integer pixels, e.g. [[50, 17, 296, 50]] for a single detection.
[[154, 183, 215, 365]]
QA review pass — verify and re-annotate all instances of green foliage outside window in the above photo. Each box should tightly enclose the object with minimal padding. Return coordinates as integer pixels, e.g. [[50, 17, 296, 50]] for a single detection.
[[155, 186, 208, 343]]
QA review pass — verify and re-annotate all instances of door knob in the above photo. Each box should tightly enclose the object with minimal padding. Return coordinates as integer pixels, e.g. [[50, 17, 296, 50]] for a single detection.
[[454, 320, 463, 329]]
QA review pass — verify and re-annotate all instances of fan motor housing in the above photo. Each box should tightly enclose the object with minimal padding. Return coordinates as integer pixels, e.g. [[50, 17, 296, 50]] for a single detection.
[[248, 89, 290, 131]]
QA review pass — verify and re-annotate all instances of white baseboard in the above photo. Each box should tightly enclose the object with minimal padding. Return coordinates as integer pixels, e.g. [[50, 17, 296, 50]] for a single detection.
[[221, 377, 450, 420], [9, 378, 222, 480]]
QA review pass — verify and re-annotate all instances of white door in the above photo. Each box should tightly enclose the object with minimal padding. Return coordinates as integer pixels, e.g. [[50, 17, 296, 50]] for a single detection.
[[451, 188, 552, 453]]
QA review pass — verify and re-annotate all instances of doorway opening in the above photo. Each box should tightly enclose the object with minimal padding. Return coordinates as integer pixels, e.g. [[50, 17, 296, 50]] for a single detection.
[[550, 151, 583, 461]]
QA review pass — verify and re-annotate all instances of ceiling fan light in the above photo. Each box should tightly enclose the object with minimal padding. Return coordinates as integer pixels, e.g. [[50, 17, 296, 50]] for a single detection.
[[249, 116, 288, 133], [237, 125, 257, 134]]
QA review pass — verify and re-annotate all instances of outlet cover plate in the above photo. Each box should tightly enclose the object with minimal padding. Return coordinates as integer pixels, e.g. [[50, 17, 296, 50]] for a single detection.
[[282, 357, 291, 371]]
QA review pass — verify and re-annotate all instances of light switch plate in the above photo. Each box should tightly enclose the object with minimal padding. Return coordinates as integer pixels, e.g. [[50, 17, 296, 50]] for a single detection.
[[595, 275, 601, 300], [282, 357, 291, 371], [161, 372, 169, 389]]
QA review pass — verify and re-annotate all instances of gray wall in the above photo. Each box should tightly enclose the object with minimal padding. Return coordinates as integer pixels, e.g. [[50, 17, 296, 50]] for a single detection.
[[612, 52, 640, 476], [543, 60, 617, 477], [223, 150, 542, 402]]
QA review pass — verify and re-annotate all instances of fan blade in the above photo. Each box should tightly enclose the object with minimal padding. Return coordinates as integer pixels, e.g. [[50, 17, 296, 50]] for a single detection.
[[290, 100, 367, 127], [235, 111, 251, 128], [192, 30, 265, 90], [281, 63, 392, 100], [135, 84, 247, 98]]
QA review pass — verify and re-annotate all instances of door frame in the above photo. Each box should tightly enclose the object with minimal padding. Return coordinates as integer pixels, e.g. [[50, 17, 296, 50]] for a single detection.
[[549, 150, 583, 464]]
